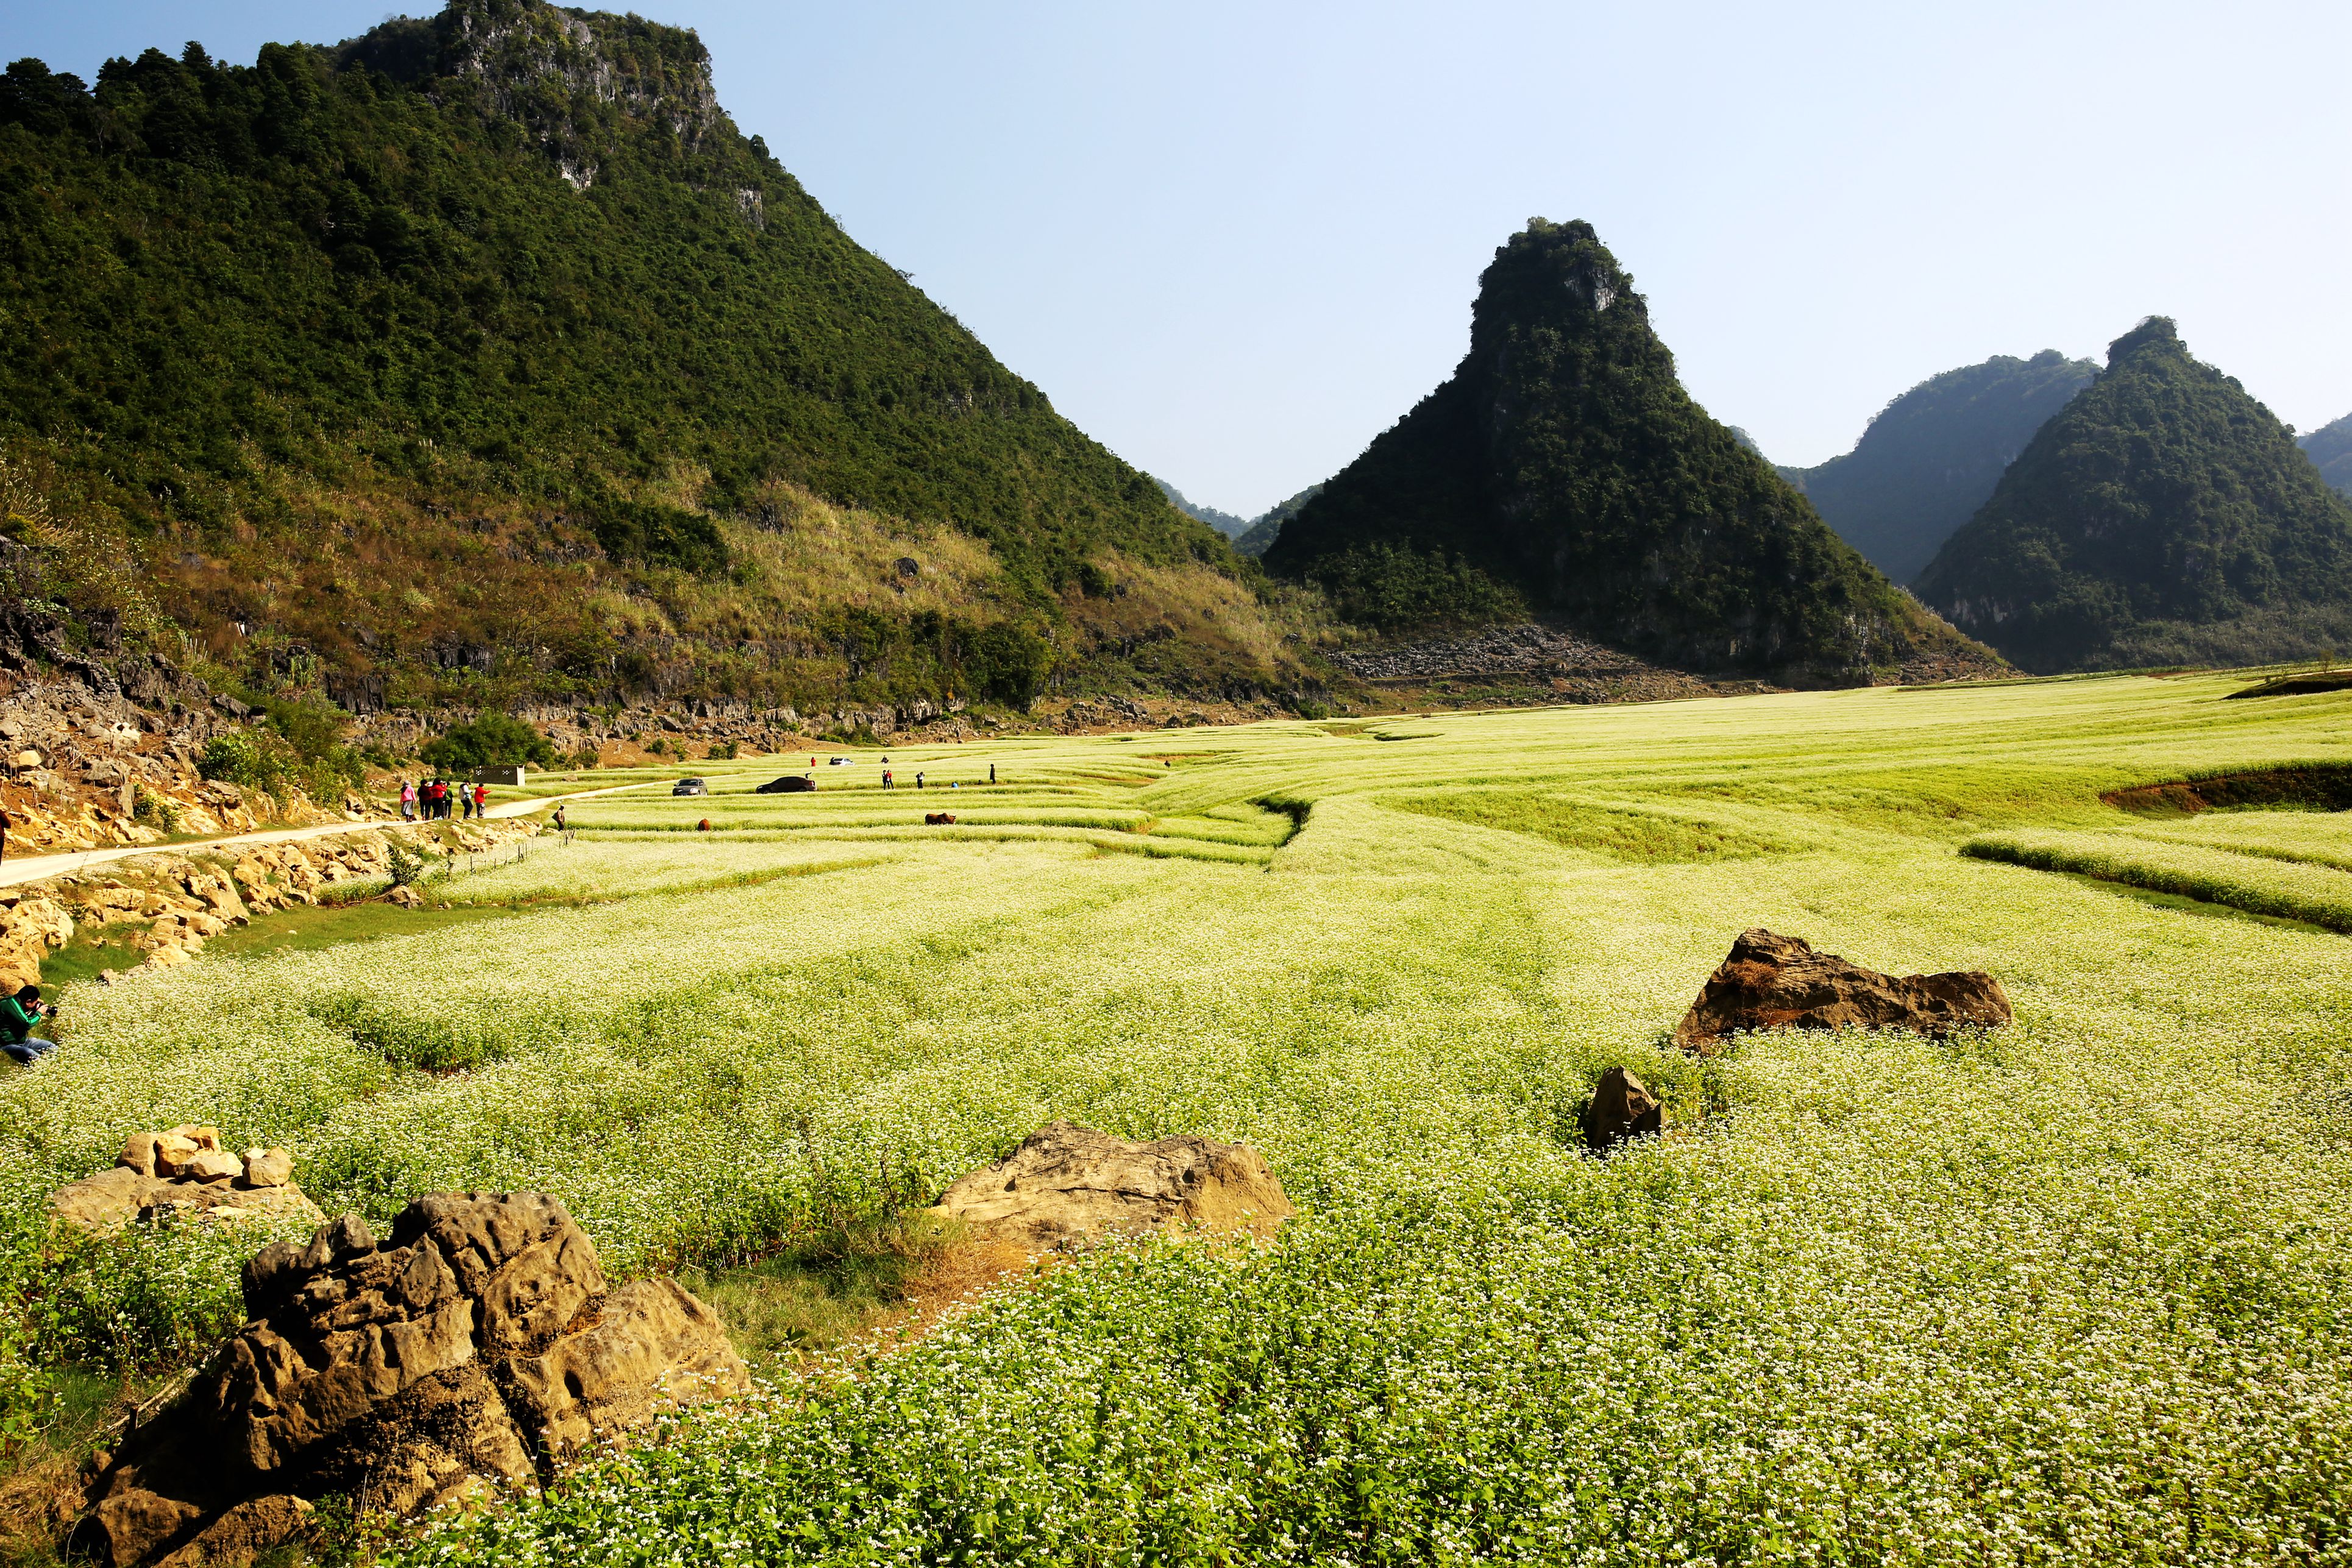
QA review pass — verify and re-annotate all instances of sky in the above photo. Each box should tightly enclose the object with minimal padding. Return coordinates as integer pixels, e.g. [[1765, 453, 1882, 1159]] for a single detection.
[[12, 1, 2352, 517]]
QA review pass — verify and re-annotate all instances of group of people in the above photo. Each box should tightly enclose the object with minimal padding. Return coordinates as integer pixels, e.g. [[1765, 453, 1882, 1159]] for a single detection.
[[878, 760, 997, 790], [399, 778, 490, 821]]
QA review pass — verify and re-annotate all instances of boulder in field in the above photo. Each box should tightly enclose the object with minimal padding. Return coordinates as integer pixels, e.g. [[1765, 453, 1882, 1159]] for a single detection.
[[52, 1132, 327, 1235], [1674, 928, 2010, 1054], [931, 1121, 1292, 1247], [70, 1192, 747, 1567], [1580, 1068, 1662, 1152]]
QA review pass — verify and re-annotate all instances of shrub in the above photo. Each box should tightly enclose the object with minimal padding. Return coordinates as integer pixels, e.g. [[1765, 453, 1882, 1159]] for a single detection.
[[421, 712, 557, 773], [196, 730, 294, 796]]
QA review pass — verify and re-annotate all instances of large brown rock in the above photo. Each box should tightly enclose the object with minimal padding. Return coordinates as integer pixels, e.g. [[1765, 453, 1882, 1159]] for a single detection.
[[71, 1193, 747, 1566], [931, 1121, 1293, 1247], [1674, 929, 2011, 1054]]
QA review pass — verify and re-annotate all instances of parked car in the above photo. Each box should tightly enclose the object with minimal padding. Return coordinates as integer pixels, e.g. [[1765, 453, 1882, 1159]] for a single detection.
[[757, 775, 817, 793], [672, 777, 709, 796], [826, 756, 855, 766]]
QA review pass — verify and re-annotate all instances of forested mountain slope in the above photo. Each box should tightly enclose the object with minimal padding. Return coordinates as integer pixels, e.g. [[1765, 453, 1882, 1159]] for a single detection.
[[0, 1, 1290, 717], [1261, 219, 1992, 685], [1785, 351, 2097, 583], [2302, 413, 2352, 498], [1232, 484, 1321, 558], [1917, 319, 2352, 672]]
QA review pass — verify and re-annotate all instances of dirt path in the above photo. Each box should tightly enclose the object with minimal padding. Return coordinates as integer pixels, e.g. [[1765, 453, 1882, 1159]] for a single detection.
[[0, 782, 655, 892]]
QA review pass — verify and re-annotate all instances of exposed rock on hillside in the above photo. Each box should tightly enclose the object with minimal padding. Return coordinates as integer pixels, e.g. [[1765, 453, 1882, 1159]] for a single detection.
[[48, 1127, 322, 1234], [1917, 318, 2352, 671], [931, 1122, 1293, 1247], [1674, 929, 2011, 1054], [1263, 219, 1997, 685], [1332, 624, 1750, 702], [71, 1193, 746, 1567]]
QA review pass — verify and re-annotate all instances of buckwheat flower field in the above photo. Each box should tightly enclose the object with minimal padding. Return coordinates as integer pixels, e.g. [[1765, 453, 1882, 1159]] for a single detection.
[[8, 673, 2352, 1563]]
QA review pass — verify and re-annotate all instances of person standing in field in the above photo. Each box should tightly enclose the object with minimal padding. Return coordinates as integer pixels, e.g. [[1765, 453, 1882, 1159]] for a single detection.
[[460, 782, 474, 821], [882, 768, 893, 789], [915, 771, 925, 789], [400, 780, 416, 821], [989, 764, 996, 784], [552, 803, 567, 833], [474, 782, 488, 818]]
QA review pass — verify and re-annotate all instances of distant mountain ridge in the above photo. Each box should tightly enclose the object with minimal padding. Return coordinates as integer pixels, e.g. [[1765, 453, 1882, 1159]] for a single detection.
[[1262, 219, 1992, 684], [1917, 318, 2352, 671], [1154, 479, 1250, 540], [1784, 352, 2099, 583], [2303, 413, 2352, 498], [1154, 478, 1323, 558]]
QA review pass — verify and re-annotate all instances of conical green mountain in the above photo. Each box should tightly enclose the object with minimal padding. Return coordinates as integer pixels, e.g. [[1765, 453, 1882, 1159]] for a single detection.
[[1917, 319, 2352, 672], [0, 1, 1269, 712], [1262, 219, 1989, 684], [1786, 350, 2097, 583]]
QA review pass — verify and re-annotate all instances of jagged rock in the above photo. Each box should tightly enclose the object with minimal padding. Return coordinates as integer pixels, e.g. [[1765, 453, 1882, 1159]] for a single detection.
[[72, 1193, 746, 1564], [183, 1149, 241, 1184], [151, 1128, 215, 1178], [241, 1148, 294, 1188], [1580, 1068, 1663, 1152], [119, 1130, 159, 1177], [1674, 928, 2011, 1054], [931, 1121, 1293, 1247]]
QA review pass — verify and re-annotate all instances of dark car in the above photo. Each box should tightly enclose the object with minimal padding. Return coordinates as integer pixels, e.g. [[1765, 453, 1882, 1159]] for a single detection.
[[672, 776, 709, 796], [756, 775, 818, 793]]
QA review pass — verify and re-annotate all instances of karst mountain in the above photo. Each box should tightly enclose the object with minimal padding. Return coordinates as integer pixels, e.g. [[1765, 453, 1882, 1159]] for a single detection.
[[1785, 351, 2098, 583], [1262, 219, 1991, 684], [0, 0, 1272, 714], [1917, 318, 2352, 672]]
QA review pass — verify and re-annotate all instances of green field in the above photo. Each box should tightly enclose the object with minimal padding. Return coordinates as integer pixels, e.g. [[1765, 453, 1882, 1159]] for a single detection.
[[9, 674, 2352, 1564]]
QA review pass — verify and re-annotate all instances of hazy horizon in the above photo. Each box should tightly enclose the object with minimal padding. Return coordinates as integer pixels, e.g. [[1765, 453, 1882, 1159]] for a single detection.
[[13, 0, 2350, 517]]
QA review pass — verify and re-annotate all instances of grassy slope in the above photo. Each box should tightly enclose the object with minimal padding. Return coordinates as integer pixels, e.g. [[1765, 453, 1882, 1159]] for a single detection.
[[7, 675, 2352, 1559]]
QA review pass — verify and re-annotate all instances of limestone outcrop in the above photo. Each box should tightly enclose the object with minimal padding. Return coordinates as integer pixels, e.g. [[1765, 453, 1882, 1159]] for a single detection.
[[70, 1193, 746, 1567], [931, 1121, 1293, 1247], [48, 1127, 324, 1234], [1674, 928, 2011, 1054]]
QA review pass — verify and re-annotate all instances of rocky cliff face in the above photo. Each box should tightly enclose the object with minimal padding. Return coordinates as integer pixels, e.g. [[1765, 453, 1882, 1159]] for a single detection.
[[341, 0, 725, 189]]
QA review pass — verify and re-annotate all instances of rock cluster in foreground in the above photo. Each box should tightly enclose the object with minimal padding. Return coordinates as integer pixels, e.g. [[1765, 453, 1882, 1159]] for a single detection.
[[48, 1126, 323, 1234], [72, 1192, 745, 1568], [1674, 928, 2011, 1053], [931, 1121, 1293, 1247]]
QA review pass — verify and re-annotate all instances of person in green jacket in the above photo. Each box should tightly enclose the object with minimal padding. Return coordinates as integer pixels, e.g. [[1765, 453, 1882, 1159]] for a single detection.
[[0, 985, 55, 1066]]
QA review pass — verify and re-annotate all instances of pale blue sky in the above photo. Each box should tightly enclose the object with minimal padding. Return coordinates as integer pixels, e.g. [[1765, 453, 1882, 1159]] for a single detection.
[[13, 2, 2351, 516]]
